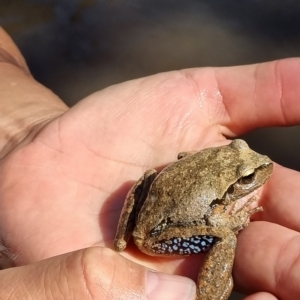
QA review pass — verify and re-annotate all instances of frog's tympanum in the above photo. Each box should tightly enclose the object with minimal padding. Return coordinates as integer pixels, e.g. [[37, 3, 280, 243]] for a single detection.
[[114, 139, 273, 300]]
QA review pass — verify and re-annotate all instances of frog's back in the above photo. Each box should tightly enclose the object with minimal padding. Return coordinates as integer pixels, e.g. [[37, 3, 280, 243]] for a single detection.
[[155, 146, 240, 201], [135, 140, 272, 237]]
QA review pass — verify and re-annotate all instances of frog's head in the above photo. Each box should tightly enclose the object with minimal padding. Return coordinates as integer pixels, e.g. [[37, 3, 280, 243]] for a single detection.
[[221, 139, 273, 203]]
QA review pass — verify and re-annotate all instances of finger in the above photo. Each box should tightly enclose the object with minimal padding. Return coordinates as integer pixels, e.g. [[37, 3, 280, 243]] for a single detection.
[[211, 58, 300, 135], [70, 59, 300, 162], [257, 164, 300, 231], [175, 59, 300, 136], [244, 292, 278, 300], [0, 27, 29, 72], [0, 28, 68, 158], [0, 247, 196, 300], [234, 221, 300, 300]]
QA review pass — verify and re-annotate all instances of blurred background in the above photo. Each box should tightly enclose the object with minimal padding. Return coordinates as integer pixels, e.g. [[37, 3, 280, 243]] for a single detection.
[[1, 1, 300, 298]]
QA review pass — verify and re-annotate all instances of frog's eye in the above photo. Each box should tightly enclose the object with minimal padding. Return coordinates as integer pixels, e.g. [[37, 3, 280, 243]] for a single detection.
[[239, 172, 255, 184], [227, 185, 235, 194]]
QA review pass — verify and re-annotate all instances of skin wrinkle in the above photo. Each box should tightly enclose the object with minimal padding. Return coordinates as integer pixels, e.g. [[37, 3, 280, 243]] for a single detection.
[[134, 136, 160, 157], [212, 69, 234, 134], [137, 76, 159, 102], [0, 30, 30, 72], [56, 115, 65, 154], [177, 120, 207, 142], [250, 65, 260, 128], [16, 281, 27, 299], [33, 139, 65, 155], [42, 264, 51, 300], [158, 71, 216, 147], [272, 240, 285, 297], [275, 234, 300, 299], [6, 289, 15, 300], [252, 64, 267, 127], [177, 122, 220, 155], [210, 68, 228, 127], [273, 60, 287, 125], [82, 142, 146, 169], [0, 237, 16, 263], [178, 69, 201, 96], [109, 257, 118, 299], [178, 69, 212, 123], [1, 114, 65, 160], [216, 100, 233, 137], [146, 79, 183, 127], [32, 136, 130, 194], [0, 50, 29, 75], [80, 251, 93, 300], [0, 194, 41, 265], [59, 114, 155, 169], [70, 144, 154, 198], [49, 272, 61, 300], [0, 44, 68, 157], [212, 72, 228, 127]]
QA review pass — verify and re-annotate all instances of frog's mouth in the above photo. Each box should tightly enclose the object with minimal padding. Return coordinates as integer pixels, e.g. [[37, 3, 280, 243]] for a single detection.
[[226, 189, 260, 215]]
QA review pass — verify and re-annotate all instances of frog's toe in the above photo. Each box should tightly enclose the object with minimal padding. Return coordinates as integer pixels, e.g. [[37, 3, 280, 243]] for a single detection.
[[114, 238, 127, 252]]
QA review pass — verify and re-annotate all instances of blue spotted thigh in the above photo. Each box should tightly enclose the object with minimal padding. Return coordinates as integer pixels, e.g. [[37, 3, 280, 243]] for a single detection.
[[151, 235, 216, 255]]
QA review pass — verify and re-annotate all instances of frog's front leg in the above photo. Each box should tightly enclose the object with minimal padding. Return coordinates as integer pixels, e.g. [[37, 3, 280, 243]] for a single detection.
[[135, 225, 237, 300], [209, 197, 263, 234], [114, 169, 157, 251], [177, 151, 198, 159]]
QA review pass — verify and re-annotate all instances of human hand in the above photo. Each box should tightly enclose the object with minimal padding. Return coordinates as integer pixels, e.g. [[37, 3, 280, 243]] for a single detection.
[[0, 246, 197, 300], [1, 27, 300, 299]]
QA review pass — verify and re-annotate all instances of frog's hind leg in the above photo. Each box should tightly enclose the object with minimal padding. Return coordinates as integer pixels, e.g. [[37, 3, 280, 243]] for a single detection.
[[143, 225, 236, 300], [114, 169, 157, 251], [197, 230, 236, 300]]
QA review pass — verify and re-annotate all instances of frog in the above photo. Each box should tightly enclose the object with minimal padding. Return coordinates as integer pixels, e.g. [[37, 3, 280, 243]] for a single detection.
[[114, 139, 273, 300]]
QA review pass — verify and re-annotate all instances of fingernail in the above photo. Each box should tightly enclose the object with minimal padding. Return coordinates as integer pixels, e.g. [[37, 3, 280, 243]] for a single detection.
[[146, 270, 196, 300]]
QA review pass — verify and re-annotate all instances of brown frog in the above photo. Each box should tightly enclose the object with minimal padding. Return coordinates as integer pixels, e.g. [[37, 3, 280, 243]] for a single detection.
[[114, 139, 273, 300]]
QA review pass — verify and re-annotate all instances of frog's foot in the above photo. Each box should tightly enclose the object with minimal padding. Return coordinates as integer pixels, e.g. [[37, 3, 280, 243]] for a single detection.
[[114, 169, 157, 251], [235, 194, 263, 215], [198, 271, 233, 300], [230, 193, 260, 214], [177, 151, 198, 160], [230, 194, 263, 233], [234, 207, 263, 233]]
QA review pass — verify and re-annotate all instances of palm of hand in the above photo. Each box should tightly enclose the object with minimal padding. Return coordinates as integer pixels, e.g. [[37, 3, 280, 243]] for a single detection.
[[1, 63, 300, 297], [0, 71, 220, 265]]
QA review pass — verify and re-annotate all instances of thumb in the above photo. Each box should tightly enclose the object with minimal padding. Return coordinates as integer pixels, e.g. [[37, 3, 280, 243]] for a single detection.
[[243, 292, 278, 300], [0, 246, 196, 300]]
